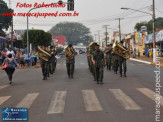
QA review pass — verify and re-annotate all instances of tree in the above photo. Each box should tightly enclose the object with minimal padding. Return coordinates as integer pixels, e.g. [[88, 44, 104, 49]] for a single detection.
[[49, 22, 93, 45], [22, 30, 51, 47], [0, 0, 13, 31], [134, 17, 163, 34]]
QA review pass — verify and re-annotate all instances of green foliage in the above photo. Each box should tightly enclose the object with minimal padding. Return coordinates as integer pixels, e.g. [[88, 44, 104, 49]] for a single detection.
[[49, 22, 93, 45], [134, 17, 163, 34], [23, 30, 51, 47], [0, 0, 13, 30]]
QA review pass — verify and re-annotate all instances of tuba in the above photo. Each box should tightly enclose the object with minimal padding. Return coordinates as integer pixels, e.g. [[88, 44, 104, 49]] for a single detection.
[[65, 45, 74, 59], [112, 41, 130, 59], [35, 46, 51, 61]]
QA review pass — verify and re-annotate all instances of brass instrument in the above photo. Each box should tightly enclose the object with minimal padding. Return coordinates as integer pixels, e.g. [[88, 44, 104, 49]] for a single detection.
[[112, 41, 130, 59], [35, 46, 51, 61], [65, 45, 74, 59]]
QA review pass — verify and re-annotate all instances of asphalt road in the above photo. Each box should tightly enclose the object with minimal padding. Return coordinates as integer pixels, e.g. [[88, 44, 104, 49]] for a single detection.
[[0, 54, 163, 122]]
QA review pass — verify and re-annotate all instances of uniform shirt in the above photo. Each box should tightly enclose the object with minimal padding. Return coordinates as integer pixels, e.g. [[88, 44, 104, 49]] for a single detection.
[[66, 48, 75, 63], [92, 50, 104, 67], [105, 48, 112, 59]]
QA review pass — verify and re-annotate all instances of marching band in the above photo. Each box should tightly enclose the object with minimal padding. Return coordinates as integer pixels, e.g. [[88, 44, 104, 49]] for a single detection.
[[36, 41, 129, 83]]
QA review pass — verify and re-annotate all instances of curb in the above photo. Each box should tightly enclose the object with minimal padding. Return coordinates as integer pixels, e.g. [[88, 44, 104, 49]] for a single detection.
[[129, 58, 151, 64], [129, 58, 163, 67]]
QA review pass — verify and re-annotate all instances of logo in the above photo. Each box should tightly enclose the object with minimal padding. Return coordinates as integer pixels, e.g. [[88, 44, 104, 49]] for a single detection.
[[2, 108, 28, 121]]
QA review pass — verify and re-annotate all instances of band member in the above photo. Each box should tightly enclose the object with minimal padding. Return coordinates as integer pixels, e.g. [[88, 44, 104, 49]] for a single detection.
[[118, 41, 128, 77], [91, 44, 105, 84], [112, 51, 118, 74], [40, 46, 49, 80], [50, 46, 57, 74], [65, 44, 75, 78], [105, 44, 112, 70], [45, 46, 51, 77]]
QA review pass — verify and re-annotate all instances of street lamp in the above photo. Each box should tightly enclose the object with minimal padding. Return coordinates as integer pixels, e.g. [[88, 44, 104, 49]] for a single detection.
[[27, 0, 74, 53], [121, 1, 156, 63], [27, 7, 41, 53]]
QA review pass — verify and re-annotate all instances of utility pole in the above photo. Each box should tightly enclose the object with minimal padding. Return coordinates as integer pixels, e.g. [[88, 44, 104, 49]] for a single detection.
[[115, 18, 124, 42], [94, 34, 97, 42], [97, 31, 100, 45], [9, 0, 13, 49], [102, 25, 109, 47], [152, 0, 156, 63]]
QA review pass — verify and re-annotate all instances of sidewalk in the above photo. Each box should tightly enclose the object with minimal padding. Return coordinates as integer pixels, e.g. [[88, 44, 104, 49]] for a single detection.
[[130, 56, 163, 67]]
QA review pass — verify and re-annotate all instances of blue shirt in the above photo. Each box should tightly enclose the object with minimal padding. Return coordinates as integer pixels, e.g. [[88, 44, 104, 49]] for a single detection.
[[24, 54, 29, 60]]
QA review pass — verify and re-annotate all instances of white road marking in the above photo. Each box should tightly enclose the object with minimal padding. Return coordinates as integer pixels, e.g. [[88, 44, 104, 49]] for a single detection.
[[82, 90, 103, 111], [137, 88, 163, 106], [129, 58, 151, 64], [0, 96, 11, 105], [80, 63, 85, 65], [0, 85, 9, 90], [109, 89, 142, 110], [47, 91, 67, 114], [16, 93, 39, 108]]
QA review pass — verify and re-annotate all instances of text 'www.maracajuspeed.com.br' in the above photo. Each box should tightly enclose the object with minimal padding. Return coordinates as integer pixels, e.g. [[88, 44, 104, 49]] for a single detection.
[[2, 11, 74, 18]]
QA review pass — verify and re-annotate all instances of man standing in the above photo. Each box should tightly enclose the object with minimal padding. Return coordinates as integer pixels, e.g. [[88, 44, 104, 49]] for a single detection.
[[6, 48, 15, 58], [40, 46, 49, 80], [91, 44, 105, 84], [118, 41, 128, 77], [65, 44, 75, 78], [105, 44, 112, 70]]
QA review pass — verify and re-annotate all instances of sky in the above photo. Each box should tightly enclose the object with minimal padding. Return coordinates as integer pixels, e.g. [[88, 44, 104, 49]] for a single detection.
[[3, 0, 163, 40]]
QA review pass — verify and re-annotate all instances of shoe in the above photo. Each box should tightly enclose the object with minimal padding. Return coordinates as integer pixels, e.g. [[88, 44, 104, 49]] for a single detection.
[[68, 75, 70, 78], [96, 82, 99, 84], [71, 76, 73, 78], [101, 82, 103, 84], [124, 74, 127, 77], [9, 82, 12, 84], [120, 75, 122, 77]]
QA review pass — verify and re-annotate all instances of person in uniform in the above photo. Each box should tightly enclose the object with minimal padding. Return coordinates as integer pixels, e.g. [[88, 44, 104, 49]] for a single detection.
[[91, 44, 105, 84], [112, 50, 118, 74], [45, 46, 51, 77], [40, 46, 49, 80], [49, 46, 57, 74], [105, 44, 112, 70], [65, 44, 75, 78], [118, 41, 128, 77]]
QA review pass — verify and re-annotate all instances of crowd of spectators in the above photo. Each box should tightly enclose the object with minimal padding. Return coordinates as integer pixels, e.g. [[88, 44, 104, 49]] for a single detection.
[[1, 48, 38, 68]]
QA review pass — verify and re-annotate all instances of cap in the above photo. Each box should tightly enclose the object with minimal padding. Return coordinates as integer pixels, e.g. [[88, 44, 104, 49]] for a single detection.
[[68, 44, 72, 47], [120, 41, 124, 44]]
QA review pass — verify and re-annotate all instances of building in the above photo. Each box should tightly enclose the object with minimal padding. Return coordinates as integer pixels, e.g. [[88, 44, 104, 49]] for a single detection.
[[52, 36, 67, 47]]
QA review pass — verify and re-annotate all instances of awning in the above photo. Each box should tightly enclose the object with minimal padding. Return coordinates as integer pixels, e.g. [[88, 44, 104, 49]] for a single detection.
[[0, 36, 7, 42]]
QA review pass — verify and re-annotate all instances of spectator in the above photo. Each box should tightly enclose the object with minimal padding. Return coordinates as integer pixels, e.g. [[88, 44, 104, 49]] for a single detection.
[[143, 48, 145, 55], [2, 54, 19, 84], [33, 51, 37, 66], [15, 50, 20, 64], [19, 52, 24, 68], [138, 49, 140, 58], [24, 52, 29, 66], [1, 49, 7, 63], [29, 51, 35, 66], [6, 48, 15, 58]]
